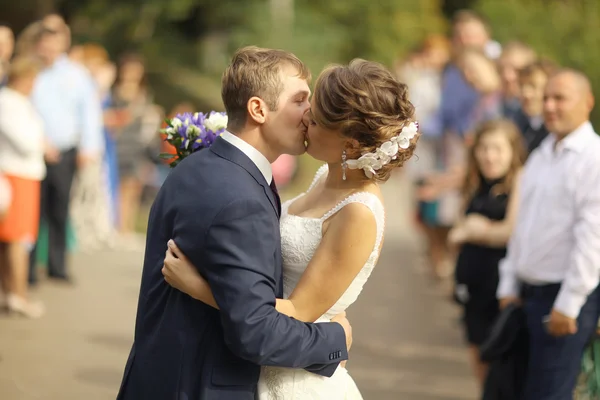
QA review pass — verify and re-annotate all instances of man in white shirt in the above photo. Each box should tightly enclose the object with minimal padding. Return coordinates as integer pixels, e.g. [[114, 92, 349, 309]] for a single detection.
[[497, 69, 600, 399]]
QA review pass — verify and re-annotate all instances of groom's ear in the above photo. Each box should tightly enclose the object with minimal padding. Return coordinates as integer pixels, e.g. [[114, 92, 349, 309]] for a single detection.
[[247, 96, 267, 125]]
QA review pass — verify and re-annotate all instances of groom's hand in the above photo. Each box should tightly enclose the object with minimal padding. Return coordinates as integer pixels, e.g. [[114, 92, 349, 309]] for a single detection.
[[331, 312, 352, 352]]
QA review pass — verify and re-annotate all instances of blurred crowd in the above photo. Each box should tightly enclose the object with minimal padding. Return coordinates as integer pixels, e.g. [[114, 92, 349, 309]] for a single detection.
[[399, 10, 600, 399], [0, 14, 187, 319], [0, 13, 300, 321], [0, 7, 599, 399], [398, 11, 539, 280]]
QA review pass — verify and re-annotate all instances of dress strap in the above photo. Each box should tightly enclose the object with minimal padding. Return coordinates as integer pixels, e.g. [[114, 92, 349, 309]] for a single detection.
[[306, 164, 329, 193], [282, 165, 328, 214], [320, 192, 385, 251]]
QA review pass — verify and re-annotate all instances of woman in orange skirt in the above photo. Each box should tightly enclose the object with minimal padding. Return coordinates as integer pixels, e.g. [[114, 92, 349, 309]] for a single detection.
[[0, 176, 41, 245], [0, 56, 46, 318]]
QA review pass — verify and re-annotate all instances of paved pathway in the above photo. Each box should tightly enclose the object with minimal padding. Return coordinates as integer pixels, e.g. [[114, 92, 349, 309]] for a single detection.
[[0, 176, 477, 399]]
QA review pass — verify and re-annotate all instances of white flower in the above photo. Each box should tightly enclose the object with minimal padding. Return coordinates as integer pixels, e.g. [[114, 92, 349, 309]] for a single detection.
[[171, 118, 182, 128], [165, 127, 175, 140], [344, 120, 419, 179], [395, 136, 411, 149], [346, 153, 383, 178], [399, 122, 418, 140], [204, 113, 228, 132], [186, 124, 201, 140], [377, 141, 399, 164]]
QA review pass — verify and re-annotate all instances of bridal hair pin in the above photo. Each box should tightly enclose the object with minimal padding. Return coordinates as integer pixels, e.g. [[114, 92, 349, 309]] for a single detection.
[[346, 121, 419, 179]]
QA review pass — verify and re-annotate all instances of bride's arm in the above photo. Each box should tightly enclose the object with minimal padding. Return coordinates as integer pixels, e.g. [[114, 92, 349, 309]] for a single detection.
[[162, 201, 378, 323], [162, 241, 298, 317], [284, 203, 378, 322]]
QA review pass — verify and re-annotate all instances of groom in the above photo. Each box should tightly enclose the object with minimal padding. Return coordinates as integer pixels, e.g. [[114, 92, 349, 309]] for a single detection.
[[116, 46, 351, 400]]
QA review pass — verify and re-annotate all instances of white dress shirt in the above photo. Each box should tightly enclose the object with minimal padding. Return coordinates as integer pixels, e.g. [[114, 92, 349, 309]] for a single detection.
[[0, 87, 46, 180], [497, 121, 600, 318], [220, 131, 273, 184]]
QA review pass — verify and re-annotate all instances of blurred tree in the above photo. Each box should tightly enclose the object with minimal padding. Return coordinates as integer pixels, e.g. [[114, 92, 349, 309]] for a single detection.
[[299, 0, 447, 66], [4, 0, 446, 111]]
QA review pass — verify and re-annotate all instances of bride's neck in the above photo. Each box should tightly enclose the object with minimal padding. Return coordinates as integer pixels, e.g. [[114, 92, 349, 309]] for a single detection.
[[325, 162, 369, 189]]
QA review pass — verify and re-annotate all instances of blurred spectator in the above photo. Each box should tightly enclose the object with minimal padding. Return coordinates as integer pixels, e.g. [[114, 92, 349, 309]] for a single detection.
[[0, 22, 14, 85], [414, 11, 497, 279], [449, 119, 526, 387], [0, 56, 46, 317], [81, 43, 119, 224], [14, 21, 42, 57], [42, 13, 71, 52], [426, 10, 496, 140], [107, 53, 155, 234], [28, 23, 103, 284], [497, 70, 600, 399], [68, 44, 85, 64], [400, 34, 451, 139], [458, 49, 503, 138], [452, 10, 501, 60], [70, 43, 116, 251], [0, 22, 14, 61], [497, 41, 537, 121], [514, 59, 558, 154], [0, 174, 10, 221], [401, 35, 451, 180]]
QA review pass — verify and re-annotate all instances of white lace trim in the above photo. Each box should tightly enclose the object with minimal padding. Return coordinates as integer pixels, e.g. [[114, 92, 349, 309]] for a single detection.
[[307, 164, 328, 192], [320, 191, 385, 252], [284, 165, 385, 252]]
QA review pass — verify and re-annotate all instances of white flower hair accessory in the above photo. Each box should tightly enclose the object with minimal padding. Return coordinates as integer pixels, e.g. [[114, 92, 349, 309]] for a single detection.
[[346, 121, 418, 179]]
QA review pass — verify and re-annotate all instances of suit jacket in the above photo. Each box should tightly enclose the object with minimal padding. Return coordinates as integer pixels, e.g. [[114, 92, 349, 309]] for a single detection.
[[117, 137, 347, 400], [480, 304, 529, 400]]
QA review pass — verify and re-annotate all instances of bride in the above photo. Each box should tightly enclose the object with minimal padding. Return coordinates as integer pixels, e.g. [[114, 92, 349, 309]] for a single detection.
[[161, 59, 419, 399]]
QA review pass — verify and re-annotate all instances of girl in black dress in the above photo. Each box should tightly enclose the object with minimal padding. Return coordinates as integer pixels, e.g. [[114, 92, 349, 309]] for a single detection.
[[449, 119, 526, 387]]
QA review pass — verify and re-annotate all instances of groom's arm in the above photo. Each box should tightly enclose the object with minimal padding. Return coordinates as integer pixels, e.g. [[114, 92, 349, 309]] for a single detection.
[[174, 197, 347, 375]]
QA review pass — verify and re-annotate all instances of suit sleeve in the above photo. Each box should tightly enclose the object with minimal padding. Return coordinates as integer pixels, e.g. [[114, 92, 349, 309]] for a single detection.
[[174, 196, 347, 375]]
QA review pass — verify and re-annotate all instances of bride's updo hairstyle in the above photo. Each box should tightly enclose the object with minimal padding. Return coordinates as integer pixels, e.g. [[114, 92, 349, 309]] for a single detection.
[[312, 59, 419, 182]]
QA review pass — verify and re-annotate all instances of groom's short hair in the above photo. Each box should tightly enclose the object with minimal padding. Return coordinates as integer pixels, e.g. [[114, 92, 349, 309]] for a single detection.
[[222, 46, 310, 130]]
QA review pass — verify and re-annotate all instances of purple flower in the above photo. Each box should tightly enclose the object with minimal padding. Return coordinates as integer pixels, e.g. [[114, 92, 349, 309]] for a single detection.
[[160, 110, 228, 168]]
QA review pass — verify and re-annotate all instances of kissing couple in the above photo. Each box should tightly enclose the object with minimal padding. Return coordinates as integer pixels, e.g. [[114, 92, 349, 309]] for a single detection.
[[117, 46, 419, 400]]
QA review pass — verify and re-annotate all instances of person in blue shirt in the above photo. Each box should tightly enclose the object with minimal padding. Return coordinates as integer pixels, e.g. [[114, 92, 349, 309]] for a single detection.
[[28, 24, 103, 284]]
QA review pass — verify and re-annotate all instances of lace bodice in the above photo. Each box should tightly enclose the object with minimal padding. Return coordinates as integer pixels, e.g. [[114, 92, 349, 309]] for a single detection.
[[257, 164, 376, 399], [279, 164, 385, 321]]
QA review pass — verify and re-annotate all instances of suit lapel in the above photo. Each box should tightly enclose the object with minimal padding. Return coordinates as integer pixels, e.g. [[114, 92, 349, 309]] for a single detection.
[[209, 137, 279, 217]]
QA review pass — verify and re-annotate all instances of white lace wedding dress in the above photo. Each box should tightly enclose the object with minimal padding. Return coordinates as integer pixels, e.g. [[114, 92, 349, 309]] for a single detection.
[[257, 164, 385, 399]]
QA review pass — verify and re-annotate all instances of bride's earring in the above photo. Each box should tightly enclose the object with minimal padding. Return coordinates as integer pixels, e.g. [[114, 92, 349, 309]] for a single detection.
[[341, 150, 347, 181]]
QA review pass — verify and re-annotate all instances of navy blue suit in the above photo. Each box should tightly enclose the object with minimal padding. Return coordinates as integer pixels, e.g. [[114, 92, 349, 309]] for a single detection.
[[117, 137, 347, 399]]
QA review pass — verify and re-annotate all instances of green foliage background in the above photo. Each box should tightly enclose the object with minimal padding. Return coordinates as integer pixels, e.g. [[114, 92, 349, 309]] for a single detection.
[[6, 0, 600, 188]]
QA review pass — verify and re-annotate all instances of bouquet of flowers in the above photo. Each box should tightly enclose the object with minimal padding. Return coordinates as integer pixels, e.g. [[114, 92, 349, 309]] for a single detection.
[[160, 111, 228, 167]]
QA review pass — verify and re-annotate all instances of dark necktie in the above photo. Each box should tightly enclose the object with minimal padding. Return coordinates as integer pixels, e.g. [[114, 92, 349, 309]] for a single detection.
[[269, 179, 282, 216]]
